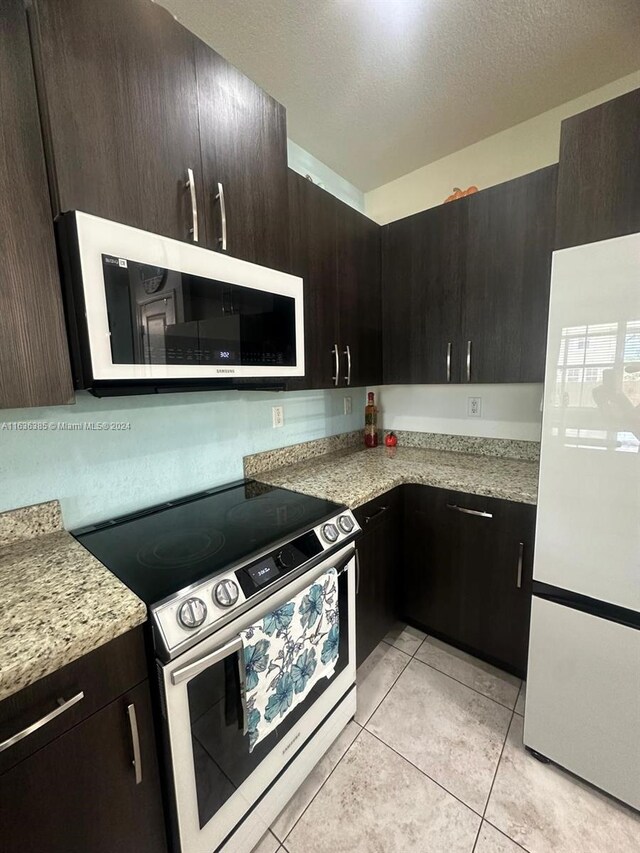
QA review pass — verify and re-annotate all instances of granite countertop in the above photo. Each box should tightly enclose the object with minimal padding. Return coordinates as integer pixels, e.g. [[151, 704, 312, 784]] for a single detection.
[[253, 444, 539, 509], [0, 501, 147, 703]]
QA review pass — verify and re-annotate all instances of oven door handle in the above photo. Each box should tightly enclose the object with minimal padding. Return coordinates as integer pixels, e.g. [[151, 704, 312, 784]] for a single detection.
[[172, 635, 243, 686]]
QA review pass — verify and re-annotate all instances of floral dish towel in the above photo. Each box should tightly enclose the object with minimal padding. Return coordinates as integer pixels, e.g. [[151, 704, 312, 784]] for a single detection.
[[240, 567, 340, 752]]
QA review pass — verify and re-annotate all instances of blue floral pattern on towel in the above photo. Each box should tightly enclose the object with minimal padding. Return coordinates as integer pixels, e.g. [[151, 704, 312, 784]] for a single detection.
[[240, 567, 340, 751]]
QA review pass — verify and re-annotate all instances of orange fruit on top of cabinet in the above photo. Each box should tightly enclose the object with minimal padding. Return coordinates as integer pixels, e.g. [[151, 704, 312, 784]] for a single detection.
[[444, 186, 479, 203]]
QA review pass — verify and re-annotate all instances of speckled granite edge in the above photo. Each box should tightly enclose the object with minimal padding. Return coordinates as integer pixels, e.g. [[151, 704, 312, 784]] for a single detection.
[[255, 445, 539, 508], [0, 504, 147, 702], [390, 431, 540, 461], [244, 430, 363, 477], [0, 500, 63, 547]]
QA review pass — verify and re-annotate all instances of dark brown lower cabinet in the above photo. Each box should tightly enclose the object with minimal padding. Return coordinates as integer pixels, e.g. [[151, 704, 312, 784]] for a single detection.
[[0, 630, 167, 853], [403, 485, 535, 676], [0, 679, 166, 853], [354, 488, 402, 667]]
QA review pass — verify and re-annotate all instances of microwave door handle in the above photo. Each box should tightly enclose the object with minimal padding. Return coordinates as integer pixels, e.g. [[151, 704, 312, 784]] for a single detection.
[[171, 635, 243, 686]]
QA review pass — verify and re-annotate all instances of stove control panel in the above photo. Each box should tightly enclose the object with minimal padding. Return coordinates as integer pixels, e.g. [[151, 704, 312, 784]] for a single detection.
[[154, 569, 248, 652], [152, 507, 360, 657], [313, 509, 360, 552]]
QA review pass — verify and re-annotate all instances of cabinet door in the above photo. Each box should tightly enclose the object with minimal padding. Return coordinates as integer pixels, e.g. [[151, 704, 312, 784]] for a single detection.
[[287, 170, 339, 390], [462, 166, 557, 383], [382, 215, 414, 384], [404, 485, 535, 676], [354, 489, 402, 667], [382, 202, 464, 384], [30, 0, 203, 243], [410, 201, 465, 383], [556, 88, 640, 249], [0, 680, 167, 853], [0, 0, 73, 409], [336, 201, 382, 387], [195, 40, 289, 270]]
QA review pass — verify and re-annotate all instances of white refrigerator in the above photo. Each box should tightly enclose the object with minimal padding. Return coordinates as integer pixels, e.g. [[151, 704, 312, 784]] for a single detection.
[[524, 231, 640, 810]]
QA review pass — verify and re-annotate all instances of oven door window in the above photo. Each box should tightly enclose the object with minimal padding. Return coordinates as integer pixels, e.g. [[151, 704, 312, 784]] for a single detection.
[[186, 565, 350, 830], [102, 255, 296, 368]]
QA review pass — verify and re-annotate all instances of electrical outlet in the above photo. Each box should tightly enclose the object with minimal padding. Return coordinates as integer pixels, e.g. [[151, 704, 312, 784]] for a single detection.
[[272, 405, 284, 428], [468, 396, 482, 417], [343, 396, 352, 415]]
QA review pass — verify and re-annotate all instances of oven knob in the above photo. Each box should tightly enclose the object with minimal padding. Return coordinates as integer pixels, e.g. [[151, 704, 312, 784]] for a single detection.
[[276, 546, 296, 569], [337, 514, 354, 534], [214, 579, 239, 608], [177, 597, 207, 629], [321, 523, 339, 543]]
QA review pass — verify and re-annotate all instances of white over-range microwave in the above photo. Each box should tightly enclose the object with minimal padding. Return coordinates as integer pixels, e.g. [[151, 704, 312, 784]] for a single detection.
[[58, 212, 304, 394]]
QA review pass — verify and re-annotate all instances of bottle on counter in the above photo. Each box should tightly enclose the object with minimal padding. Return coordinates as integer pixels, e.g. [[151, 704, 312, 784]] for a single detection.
[[365, 392, 378, 448]]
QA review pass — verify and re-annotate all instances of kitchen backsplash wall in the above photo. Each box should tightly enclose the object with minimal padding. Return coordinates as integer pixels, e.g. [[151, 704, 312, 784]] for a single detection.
[[371, 384, 543, 441], [0, 388, 366, 530]]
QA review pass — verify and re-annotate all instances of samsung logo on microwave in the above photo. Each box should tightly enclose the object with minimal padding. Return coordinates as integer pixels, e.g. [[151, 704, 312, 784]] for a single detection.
[[216, 368, 236, 374]]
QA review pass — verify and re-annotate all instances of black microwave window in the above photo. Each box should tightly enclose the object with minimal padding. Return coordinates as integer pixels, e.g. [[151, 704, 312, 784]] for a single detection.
[[101, 255, 296, 367]]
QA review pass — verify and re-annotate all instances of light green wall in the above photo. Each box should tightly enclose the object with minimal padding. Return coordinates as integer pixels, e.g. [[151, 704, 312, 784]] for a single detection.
[[0, 388, 365, 530], [287, 139, 365, 213]]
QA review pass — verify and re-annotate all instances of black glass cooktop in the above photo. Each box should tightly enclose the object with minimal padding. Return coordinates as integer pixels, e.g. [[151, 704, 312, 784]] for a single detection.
[[73, 480, 342, 604]]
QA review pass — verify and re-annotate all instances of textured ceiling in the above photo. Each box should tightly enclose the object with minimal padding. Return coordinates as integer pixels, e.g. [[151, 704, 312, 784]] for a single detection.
[[160, 0, 640, 191]]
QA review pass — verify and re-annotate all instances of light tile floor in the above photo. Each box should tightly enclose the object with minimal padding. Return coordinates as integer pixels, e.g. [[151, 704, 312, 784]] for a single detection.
[[253, 623, 640, 852]]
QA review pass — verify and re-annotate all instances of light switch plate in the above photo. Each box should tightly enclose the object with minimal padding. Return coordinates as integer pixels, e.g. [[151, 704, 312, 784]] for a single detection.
[[272, 405, 284, 428], [468, 397, 482, 417], [344, 396, 352, 415]]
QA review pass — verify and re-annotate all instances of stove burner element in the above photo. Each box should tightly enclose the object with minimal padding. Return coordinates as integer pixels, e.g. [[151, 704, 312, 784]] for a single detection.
[[137, 529, 226, 569], [226, 496, 306, 530]]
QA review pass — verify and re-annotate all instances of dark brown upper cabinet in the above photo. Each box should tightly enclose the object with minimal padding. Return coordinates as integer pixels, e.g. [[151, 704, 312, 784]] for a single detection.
[[335, 198, 382, 388], [462, 164, 557, 383], [0, 0, 73, 409], [383, 200, 465, 384], [195, 41, 289, 270], [382, 165, 557, 385], [288, 170, 382, 390], [29, 0, 205, 244], [555, 87, 640, 250], [288, 170, 339, 390]]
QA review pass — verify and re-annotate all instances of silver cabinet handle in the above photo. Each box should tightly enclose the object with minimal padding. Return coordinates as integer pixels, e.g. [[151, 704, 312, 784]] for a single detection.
[[126, 703, 142, 785], [446, 503, 493, 519], [0, 691, 84, 754], [344, 344, 352, 386], [216, 181, 227, 251], [364, 505, 389, 524], [355, 548, 361, 595], [446, 342, 452, 383], [516, 542, 524, 589], [185, 168, 198, 243], [332, 344, 340, 387], [466, 340, 472, 382]]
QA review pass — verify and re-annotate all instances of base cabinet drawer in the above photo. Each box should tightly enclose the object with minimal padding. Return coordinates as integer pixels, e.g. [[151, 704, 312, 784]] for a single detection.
[[0, 679, 167, 853], [403, 485, 535, 676]]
